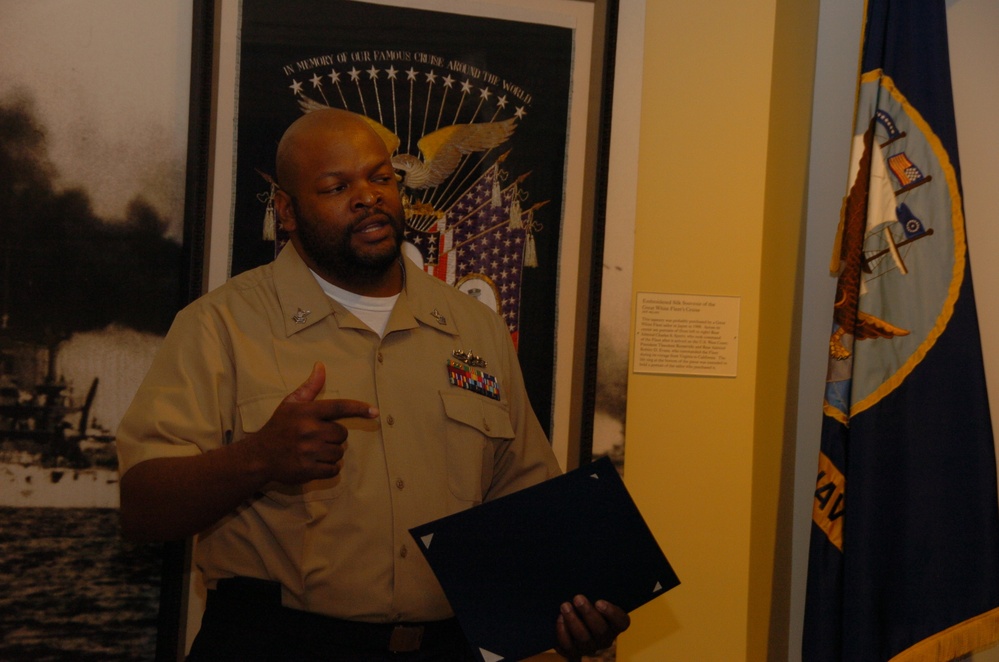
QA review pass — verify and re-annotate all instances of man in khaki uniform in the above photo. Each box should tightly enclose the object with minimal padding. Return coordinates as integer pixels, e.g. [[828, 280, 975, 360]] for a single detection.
[[117, 108, 628, 660]]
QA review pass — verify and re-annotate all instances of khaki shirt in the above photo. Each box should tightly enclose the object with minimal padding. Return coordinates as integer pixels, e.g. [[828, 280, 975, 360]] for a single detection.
[[117, 246, 560, 621]]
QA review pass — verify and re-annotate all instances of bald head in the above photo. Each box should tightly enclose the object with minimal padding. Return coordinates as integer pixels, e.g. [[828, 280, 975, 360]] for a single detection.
[[275, 109, 388, 196], [270, 107, 406, 296]]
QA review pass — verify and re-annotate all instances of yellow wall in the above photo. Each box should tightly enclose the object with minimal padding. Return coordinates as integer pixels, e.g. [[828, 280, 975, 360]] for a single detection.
[[617, 0, 818, 659]]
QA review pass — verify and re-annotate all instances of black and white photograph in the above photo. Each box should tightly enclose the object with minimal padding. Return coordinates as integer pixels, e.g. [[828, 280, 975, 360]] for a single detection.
[[0, 2, 193, 658]]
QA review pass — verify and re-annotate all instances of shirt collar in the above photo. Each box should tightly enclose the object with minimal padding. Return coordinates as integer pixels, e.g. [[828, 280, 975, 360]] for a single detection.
[[272, 245, 336, 337], [272, 245, 460, 338], [389, 256, 460, 338]]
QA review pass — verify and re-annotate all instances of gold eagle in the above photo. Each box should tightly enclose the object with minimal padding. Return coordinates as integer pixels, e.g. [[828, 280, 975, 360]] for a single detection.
[[830, 119, 909, 360], [298, 97, 516, 189]]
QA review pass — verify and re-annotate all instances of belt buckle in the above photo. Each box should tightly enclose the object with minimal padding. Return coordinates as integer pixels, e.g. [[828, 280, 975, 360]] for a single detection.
[[388, 625, 424, 653]]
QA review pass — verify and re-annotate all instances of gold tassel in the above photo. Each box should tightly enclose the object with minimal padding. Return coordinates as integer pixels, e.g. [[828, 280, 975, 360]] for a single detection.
[[262, 182, 277, 241], [524, 229, 537, 268], [491, 179, 502, 207], [509, 196, 522, 229]]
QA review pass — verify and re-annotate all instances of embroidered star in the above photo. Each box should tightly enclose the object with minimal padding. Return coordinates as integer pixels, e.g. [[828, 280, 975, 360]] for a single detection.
[[292, 308, 311, 324]]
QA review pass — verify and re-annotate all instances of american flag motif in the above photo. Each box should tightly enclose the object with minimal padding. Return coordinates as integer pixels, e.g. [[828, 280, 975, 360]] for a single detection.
[[887, 152, 926, 187], [405, 160, 542, 345]]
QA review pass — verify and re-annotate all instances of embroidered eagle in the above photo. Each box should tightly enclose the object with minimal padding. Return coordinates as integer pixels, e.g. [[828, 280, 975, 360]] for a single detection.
[[298, 97, 516, 189], [830, 118, 909, 360]]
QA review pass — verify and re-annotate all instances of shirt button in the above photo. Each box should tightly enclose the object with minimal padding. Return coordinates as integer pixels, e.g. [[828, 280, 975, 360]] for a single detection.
[[396, 478, 405, 490], [386, 414, 395, 426], [377, 352, 384, 363], [400, 545, 408, 558]]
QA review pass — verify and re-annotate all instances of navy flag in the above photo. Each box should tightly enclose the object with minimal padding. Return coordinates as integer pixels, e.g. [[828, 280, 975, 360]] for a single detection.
[[803, 0, 999, 660]]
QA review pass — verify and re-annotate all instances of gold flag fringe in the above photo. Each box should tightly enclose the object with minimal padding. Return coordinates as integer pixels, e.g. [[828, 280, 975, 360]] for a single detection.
[[889, 605, 999, 661]]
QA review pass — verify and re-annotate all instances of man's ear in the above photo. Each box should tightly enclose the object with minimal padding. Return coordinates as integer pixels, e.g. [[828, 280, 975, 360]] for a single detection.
[[273, 189, 296, 232]]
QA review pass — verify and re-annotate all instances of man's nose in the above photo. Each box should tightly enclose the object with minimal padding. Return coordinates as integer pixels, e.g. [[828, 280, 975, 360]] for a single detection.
[[354, 185, 381, 207]]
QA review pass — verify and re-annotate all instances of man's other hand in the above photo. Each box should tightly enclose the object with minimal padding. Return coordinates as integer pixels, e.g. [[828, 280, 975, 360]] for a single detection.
[[554, 595, 631, 661]]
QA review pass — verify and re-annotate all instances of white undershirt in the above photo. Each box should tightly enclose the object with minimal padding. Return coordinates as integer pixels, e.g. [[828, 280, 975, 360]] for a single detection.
[[310, 270, 399, 338]]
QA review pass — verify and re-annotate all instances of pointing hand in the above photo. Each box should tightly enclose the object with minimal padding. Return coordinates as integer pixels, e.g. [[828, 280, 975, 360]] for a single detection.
[[247, 362, 378, 485]]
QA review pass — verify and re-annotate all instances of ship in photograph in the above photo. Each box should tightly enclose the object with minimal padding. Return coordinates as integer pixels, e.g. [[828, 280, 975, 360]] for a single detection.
[[0, 340, 119, 509]]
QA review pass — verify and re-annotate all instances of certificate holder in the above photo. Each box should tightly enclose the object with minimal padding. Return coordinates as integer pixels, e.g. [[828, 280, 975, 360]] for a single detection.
[[410, 456, 679, 662]]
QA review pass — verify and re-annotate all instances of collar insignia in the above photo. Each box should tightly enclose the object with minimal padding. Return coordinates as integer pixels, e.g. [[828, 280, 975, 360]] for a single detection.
[[430, 308, 447, 325], [292, 308, 311, 324]]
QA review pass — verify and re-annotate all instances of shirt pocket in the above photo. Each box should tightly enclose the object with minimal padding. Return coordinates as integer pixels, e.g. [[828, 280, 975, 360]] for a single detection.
[[237, 392, 346, 504], [439, 391, 515, 503]]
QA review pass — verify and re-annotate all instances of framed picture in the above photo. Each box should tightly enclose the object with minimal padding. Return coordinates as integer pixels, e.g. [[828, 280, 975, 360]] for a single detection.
[[187, 0, 619, 471], [0, 3, 200, 662], [179, 0, 627, 656]]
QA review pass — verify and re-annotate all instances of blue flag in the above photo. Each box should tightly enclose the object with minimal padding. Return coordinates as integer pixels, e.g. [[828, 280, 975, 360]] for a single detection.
[[803, 0, 999, 659]]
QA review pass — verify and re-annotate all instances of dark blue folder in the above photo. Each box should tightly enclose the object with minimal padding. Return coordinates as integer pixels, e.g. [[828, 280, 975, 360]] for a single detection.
[[409, 456, 679, 662]]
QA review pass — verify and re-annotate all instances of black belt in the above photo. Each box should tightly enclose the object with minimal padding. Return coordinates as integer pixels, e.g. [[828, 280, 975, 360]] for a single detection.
[[194, 577, 471, 659]]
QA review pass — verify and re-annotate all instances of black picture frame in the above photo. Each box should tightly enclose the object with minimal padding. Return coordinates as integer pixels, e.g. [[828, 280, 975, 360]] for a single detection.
[[173, 0, 618, 654]]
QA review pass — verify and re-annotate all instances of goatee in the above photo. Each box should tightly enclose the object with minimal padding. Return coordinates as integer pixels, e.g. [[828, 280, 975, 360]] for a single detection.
[[294, 204, 404, 288]]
